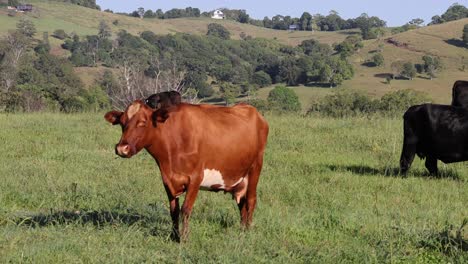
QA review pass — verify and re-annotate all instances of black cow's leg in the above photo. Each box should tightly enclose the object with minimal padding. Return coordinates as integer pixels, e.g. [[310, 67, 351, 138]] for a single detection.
[[425, 157, 438, 175]]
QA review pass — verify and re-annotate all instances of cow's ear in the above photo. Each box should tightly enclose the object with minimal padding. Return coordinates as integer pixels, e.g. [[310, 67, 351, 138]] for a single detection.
[[151, 109, 169, 127], [104, 111, 123, 125]]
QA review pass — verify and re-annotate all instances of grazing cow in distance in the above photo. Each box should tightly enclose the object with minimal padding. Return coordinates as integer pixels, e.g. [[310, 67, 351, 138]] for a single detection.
[[400, 103, 468, 175], [104, 100, 269, 241], [451, 80, 468, 108], [145, 91, 182, 109]]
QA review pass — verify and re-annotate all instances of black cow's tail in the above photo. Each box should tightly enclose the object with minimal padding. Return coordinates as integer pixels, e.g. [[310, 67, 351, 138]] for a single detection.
[[400, 106, 423, 174]]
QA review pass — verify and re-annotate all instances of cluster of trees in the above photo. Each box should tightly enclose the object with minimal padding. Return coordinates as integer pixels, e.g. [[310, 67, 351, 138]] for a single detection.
[[57, 22, 354, 105], [0, 19, 108, 112], [391, 18, 425, 34], [55, 0, 100, 10], [123, 7, 201, 19], [259, 11, 386, 34], [430, 3, 467, 25], [389, 55, 443, 81]]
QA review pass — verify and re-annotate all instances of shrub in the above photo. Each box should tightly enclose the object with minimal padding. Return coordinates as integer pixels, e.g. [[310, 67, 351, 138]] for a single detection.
[[61, 96, 90, 113], [207, 23, 230, 40], [308, 90, 379, 117], [267, 86, 301, 112], [246, 98, 269, 112], [252, 71, 272, 88], [379, 89, 431, 114], [372, 53, 384, 67], [308, 89, 432, 117], [52, 29, 69, 40]]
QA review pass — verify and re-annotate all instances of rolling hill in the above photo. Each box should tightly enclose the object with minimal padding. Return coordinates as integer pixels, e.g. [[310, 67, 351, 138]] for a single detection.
[[1, 0, 467, 108]]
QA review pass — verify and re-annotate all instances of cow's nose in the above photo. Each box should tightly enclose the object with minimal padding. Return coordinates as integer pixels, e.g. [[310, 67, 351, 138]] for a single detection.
[[116, 144, 130, 157]]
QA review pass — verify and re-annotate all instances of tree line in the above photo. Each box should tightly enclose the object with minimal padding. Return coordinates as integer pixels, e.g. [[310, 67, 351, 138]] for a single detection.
[[429, 3, 467, 25]]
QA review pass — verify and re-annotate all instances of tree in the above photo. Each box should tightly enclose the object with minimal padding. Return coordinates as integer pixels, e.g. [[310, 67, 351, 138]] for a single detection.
[[390, 60, 404, 79], [299, 12, 312, 31], [401, 62, 416, 80], [372, 53, 384, 67], [98, 20, 111, 39], [267, 86, 301, 112], [0, 31, 30, 91], [279, 57, 301, 86], [220, 82, 240, 105], [238, 10, 249, 23], [408, 18, 424, 27], [464, 24, 468, 47], [144, 9, 155, 18], [137, 7, 145, 19], [319, 57, 354, 87], [207, 23, 230, 40], [422, 55, 442, 80], [252, 71, 272, 88], [8, 0, 19, 6], [52, 29, 68, 40], [16, 19, 36, 38]]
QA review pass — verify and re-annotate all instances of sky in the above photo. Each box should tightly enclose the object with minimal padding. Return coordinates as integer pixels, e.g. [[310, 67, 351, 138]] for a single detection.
[[96, 0, 468, 27]]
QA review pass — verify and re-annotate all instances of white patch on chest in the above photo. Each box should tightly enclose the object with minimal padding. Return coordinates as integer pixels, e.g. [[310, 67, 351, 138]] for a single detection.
[[201, 169, 225, 190]]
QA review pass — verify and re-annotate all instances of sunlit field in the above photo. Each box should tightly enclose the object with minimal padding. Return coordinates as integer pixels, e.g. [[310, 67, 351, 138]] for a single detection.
[[0, 113, 466, 262]]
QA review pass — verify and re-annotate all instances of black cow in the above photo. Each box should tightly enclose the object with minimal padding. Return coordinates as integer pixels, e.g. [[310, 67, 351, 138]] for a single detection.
[[144, 91, 182, 109], [451, 80, 468, 108], [400, 103, 468, 175]]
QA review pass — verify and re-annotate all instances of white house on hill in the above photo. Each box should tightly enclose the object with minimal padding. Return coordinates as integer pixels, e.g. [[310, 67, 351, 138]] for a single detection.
[[211, 10, 225, 19]]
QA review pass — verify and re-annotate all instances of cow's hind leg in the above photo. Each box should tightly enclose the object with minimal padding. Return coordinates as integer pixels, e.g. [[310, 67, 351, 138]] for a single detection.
[[241, 155, 264, 228], [180, 179, 200, 242], [425, 157, 438, 175]]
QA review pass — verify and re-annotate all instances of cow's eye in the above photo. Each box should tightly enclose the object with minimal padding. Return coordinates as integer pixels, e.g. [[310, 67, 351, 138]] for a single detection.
[[137, 121, 147, 127]]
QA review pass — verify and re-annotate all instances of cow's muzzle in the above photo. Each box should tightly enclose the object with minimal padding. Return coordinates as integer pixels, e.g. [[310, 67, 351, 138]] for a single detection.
[[115, 144, 134, 158]]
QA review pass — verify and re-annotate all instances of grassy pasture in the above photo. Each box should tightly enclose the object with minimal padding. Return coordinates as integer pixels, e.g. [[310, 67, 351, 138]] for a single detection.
[[0, 113, 467, 262]]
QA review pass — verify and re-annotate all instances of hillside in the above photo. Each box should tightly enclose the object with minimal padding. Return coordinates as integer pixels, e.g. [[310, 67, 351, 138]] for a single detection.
[[1, 1, 467, 107], [347, 18, 468, 104], [0, 0, 353, 46]]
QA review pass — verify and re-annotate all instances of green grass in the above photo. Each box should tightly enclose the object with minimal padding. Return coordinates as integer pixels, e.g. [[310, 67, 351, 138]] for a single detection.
[[0, 113, 467, 262]]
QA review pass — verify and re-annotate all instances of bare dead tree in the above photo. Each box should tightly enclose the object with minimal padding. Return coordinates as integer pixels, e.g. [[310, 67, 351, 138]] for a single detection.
[[108, 55, 188, 110], [0, 31, 29, 92]]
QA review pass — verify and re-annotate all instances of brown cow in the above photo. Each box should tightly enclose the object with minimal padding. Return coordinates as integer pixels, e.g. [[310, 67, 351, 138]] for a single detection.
[[104, 100, 269, 241]]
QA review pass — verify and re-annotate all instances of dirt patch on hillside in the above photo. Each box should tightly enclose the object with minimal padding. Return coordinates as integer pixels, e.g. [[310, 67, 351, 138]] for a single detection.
[[385, 38, 424, 53]]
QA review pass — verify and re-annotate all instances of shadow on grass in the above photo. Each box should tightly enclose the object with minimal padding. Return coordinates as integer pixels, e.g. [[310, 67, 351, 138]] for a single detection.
[[13, 207, 174, 238], [362, 62, 377, 67], [419, 221, 468, 255], [444, 38, 466, 48], [374, 73, 393, 79], [324, 164, 461, 180]]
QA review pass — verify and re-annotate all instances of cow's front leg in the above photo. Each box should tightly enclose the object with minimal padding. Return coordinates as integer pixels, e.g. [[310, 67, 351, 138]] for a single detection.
[[164, 185, 180, 242], [180, 180, 201, 242]]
